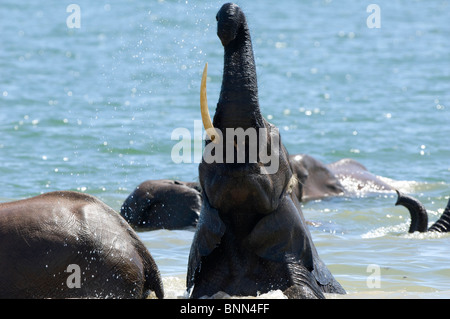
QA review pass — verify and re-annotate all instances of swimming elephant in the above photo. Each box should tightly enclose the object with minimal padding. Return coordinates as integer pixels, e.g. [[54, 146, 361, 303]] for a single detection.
[[186, 3, 345, 299], [289, 154, 345, 201], [328, 158, 393, 193], [120, 179, 201, 231], [0, 191, 164, 299], [395, 190, 450, 233], [290, 154, 393, 202]]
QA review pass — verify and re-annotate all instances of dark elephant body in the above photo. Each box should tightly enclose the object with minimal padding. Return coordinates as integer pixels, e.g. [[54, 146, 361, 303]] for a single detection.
[[290, 154, 393, 201], [187, 3, 345, 299], [188, 181, 345, 298], [0, 191, 164, 299], [120, 179, 201, 231]]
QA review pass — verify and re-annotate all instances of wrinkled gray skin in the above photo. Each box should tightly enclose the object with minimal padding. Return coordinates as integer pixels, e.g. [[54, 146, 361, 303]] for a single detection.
[[120, 179, 201, 231], [395, 190, 450, 233], [0, 191, 164, 299], [187, 3, 345, 299], [290, 154, 393, 202]]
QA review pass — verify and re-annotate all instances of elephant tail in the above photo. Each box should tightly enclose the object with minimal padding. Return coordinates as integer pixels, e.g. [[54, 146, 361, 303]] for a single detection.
[[126, 226, 164, 299], [139, 243, 164, 299], [395, 190, 428, 233], [428, 198, 450, 233]]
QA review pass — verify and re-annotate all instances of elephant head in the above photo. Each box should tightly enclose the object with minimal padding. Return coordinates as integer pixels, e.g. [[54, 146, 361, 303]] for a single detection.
[[289, 154, 345, 201], [120, 179, 201, 231], [395, 190, 450, 233], [186, 3, 345, 299]]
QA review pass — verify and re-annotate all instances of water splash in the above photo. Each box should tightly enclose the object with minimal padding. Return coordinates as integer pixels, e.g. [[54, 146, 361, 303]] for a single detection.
[[154, 276, 288, 299]]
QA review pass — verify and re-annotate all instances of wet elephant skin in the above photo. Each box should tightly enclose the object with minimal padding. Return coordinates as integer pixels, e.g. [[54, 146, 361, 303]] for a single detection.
[[0, 191, 164, 299], [187, 3, 345, 299], [120, 179, 201, 231]]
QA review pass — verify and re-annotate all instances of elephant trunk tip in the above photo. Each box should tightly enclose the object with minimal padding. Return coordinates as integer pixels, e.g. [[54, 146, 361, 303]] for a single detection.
[[394, 189, 402, 206], [216, 3, 246, 47], [395, 190, 428, 233]]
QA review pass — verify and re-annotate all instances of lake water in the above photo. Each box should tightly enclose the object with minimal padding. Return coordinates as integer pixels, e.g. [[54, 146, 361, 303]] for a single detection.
[[1, 0, 449, 299]]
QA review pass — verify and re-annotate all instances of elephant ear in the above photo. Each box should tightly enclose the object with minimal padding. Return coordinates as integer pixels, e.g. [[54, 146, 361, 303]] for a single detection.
[[245, 195, 315, 268], [186, 195, 225, 291]]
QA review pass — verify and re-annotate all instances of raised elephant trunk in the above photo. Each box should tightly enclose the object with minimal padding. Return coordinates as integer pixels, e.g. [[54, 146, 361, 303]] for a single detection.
[[395, 190, 450, 233], [213, 2, 264, 132], [200, 3, 264, 143], [200, 3, 283, 173], [395, 190, 428, 233], [428, 198, 450, 232]]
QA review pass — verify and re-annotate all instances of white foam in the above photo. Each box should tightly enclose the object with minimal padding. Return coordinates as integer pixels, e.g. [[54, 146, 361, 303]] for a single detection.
[[157, 277, 288, 299]]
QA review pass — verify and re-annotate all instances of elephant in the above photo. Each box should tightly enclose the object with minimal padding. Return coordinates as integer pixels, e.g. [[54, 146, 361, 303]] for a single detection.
[[0, 191, 164, 299], [328, 158, 393, 193], [186, 3, 346, 299], [289, 154, 393, 202], [120, 179, 201, 231], [395, 190, 450, 233]]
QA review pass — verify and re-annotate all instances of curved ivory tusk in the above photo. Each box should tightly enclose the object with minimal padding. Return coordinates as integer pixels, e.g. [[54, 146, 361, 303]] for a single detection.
[[200, 63, 220, 144]]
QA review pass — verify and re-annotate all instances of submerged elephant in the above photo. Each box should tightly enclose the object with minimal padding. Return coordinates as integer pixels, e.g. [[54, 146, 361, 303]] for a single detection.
[[395, 190, 450, 233], [0, 191, 164, 299], [186, 3, 345, 299], [120, 179, 201, 231], [290, 154, 393, 202], [328, 158, 393, 193]]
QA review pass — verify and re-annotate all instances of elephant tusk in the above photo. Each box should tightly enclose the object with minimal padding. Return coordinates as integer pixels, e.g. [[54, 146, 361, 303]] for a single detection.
[[200, 63, 220, 144]]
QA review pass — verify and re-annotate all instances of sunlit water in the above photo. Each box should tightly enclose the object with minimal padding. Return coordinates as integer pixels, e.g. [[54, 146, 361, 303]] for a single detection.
[[1, 0, 449, 299]]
